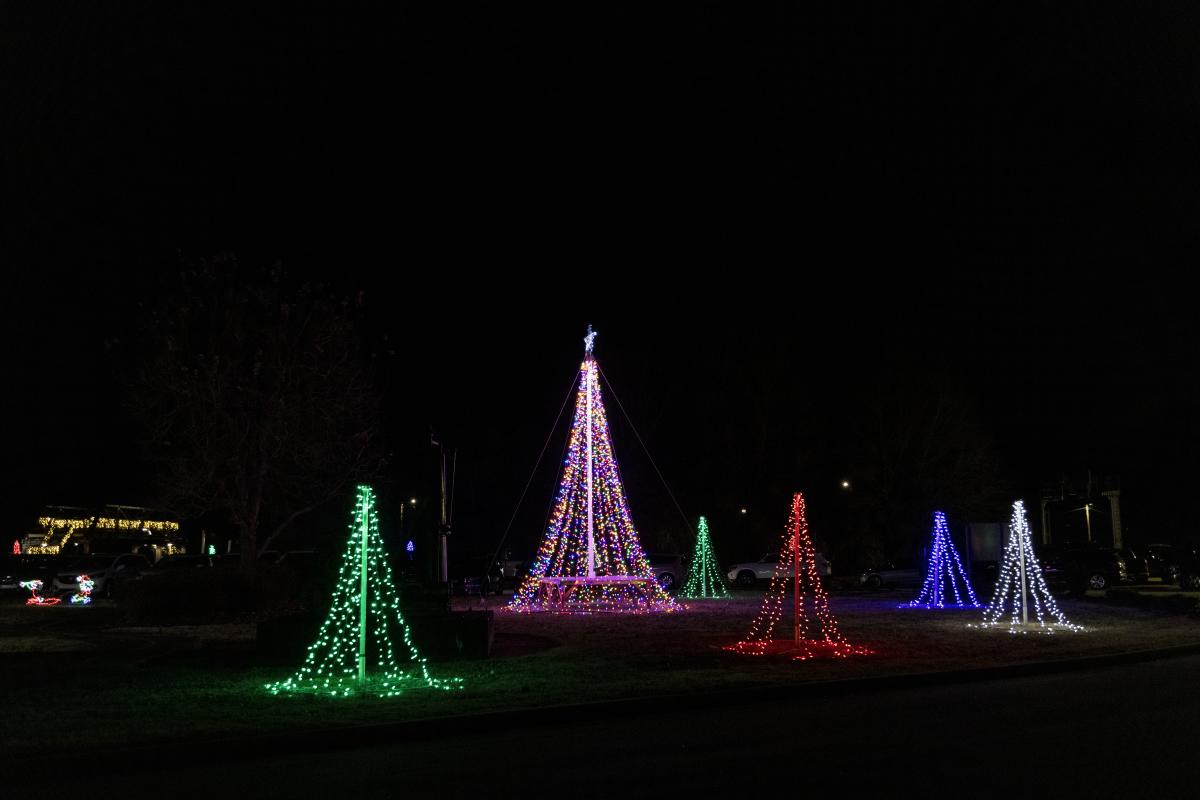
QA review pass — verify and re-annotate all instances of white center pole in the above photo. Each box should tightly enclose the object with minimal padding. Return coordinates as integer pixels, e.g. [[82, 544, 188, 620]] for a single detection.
[[1018, 526, 1029, 626], [358, 493, 368, 685], [585, 359, 596, 578]]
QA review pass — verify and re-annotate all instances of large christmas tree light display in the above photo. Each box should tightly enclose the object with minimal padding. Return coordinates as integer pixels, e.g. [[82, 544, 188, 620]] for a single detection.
[[978, 500, 1082, 634], [508, 327, 679, 613], [681, 516, 731, 599], [902, 511, 981, 609], [265, 485, 462, 697], [725, 493, 871, 660]]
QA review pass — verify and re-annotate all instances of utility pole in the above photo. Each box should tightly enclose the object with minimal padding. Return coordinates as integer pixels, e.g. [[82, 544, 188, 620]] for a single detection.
[[1040, 497, 1051, 546], [431, 430, 454, 589], [1102, 490, 1122, 549]]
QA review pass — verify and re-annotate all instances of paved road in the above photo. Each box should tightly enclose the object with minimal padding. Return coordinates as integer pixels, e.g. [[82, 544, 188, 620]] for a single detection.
[[126, 655, 1200, 796]]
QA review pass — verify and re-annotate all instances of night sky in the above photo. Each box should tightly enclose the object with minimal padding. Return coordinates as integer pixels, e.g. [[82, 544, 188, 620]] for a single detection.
[[4, 5, 1197, 563]]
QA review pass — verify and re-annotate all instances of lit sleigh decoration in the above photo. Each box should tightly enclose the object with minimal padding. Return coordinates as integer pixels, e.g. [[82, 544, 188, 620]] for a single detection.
[[725, 493, 872, 660], [20, 579, 61, 606], [507, 326, 679, 614], [70, 575, 95, 605]]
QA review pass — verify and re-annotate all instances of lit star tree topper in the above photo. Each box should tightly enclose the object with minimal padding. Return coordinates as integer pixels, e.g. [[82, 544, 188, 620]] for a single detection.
[[902, 511, 981, 609], [681, 516, 731, 599], [978, 499, 1082, 634], [265, 485, 462, 697], [508, 327, 680, 613], [725, 493, 871, 660]]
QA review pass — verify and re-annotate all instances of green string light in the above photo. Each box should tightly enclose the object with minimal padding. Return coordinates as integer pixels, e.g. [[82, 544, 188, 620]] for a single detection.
[[265, 485, 463, 698], [681, 516, 731, 599]]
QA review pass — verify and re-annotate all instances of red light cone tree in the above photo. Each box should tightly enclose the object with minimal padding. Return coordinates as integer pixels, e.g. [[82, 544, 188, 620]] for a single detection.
[[508, 326, 679, 613], [726, 493, 871, 660]]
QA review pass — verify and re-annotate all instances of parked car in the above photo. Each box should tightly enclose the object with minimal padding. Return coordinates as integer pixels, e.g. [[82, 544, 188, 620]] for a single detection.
[[1175, 546, 1200, 591], [1, 555, 71, 592], [859, 560, 921, 590], [1042, 547, 1129, 593], [50, 553, 150, 598], [726, 552, 831, 587], [148, 554, 230, 573], [496, 554, 526, 590], [449, 554, 503, 597], [1117, 548, 1150, 584], [647, 552, 686, 592], [1144, 544, 1179, 584]]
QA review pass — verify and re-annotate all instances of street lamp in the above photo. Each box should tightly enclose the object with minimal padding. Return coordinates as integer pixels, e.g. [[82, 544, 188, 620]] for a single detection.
[[1071, 503, 1096, 543], [400, 497, 418, 536]]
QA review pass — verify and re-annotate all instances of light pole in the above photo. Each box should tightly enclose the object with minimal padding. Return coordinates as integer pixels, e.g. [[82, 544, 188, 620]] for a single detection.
[[399, 497, 417, 536], [399, 497, 417, 560], [1071, 503, 1096, 543]]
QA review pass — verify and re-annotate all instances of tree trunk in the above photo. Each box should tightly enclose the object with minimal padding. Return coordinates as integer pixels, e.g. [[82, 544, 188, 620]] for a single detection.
[[239, 525, 257, 584]]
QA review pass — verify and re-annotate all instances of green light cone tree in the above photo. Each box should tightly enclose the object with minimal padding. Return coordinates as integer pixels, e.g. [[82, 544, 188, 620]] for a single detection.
[[681, 516, 731, 599], [265, 485, 461, 697]]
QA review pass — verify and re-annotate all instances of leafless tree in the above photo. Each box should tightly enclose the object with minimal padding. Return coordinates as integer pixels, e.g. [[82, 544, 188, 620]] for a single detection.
[[127, 255, 384, 580]]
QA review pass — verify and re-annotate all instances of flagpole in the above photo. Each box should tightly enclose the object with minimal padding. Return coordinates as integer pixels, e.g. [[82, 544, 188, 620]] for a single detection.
[[584, 325, 597, 578]]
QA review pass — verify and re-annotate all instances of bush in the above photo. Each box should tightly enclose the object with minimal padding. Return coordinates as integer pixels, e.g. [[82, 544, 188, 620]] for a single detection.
[[117, 569, 253, 625]]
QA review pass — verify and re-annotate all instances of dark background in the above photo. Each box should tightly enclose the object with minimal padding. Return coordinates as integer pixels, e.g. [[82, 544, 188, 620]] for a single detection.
[[3, 4, 1196, 566]]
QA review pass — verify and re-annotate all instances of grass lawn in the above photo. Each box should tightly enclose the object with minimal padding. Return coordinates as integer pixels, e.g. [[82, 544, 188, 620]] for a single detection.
[[2, 588, 1197, 757]]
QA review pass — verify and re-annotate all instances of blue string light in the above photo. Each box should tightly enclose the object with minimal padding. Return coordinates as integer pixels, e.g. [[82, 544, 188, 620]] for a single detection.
[[902, 511, 981, 609]]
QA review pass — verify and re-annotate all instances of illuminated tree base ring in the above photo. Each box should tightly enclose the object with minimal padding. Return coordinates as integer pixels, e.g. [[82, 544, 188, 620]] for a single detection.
[[898, 602, 982, 610], [508, 576, 682, 614], [724, 638, 874, 660], [972, 621, 1084, 635], [265, 672, 453, 699]]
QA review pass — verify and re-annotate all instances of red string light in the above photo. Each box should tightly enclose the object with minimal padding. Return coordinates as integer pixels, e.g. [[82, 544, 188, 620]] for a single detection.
[[725, 492, 872, 660]]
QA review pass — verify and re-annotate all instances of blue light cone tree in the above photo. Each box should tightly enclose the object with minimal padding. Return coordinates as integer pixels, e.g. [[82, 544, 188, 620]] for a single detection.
[[265, 485, 462, 697], [681, 516, 731, 599], [902, 511, 981, 609], [978, 500, 1082, 634], [508, 326, 679, 613]]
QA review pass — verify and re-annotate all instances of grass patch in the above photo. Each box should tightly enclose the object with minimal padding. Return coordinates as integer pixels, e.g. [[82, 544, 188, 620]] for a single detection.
[[1, 589, 1197, 756]]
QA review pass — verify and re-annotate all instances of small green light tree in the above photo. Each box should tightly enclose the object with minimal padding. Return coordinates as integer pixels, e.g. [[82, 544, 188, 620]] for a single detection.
[[265, 485, 461, 697], [681, 516, 731, 599]]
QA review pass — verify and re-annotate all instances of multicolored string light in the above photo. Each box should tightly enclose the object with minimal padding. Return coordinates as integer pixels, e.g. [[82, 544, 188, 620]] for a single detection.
[[681, 516, 731, 599], [726, 493, 871, 660], [977, 500, 1082, 634], [902, 511, 981, 609], [20, 579, 61, 606], [508, 328, 679, 614], [69, 575, 94, 605], [11, 539, 19, 555], [265, 485, 463, 697]]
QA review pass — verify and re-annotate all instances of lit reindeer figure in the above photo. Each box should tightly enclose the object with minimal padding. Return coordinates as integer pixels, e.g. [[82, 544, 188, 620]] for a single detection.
[[70, 574, 95, 605], [19, 579, 61, 606]]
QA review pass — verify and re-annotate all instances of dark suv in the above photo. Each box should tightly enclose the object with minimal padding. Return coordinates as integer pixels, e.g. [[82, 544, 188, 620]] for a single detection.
[[647, 553, 686, 592], [1043, 547, 1130, 593], [1175, 547, 1200, 591], [448, 554, 503, 597]]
